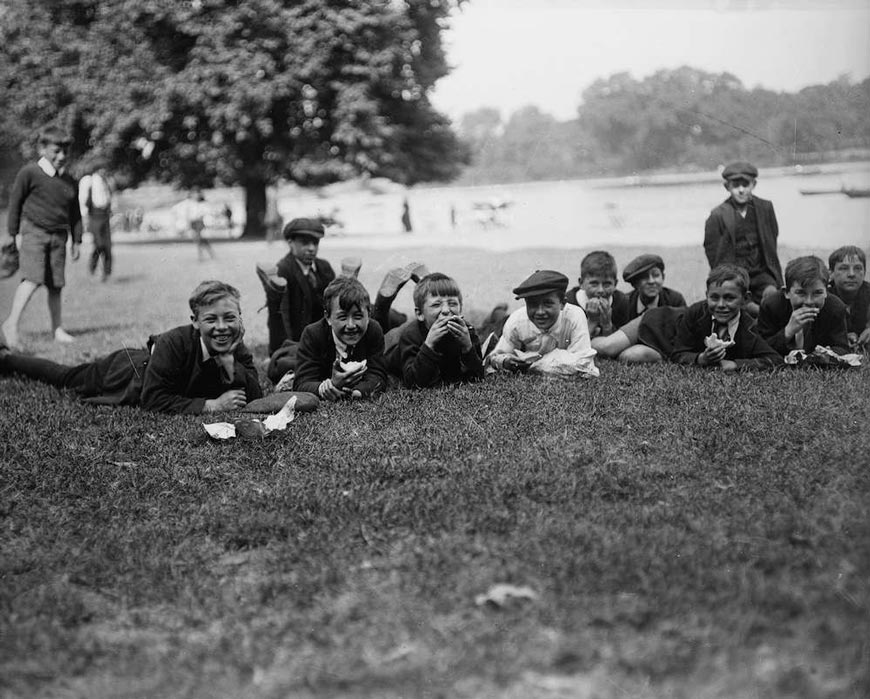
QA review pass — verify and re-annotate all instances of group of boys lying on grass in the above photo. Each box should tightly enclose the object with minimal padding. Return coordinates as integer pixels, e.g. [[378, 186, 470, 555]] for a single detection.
[[0, 245, 866, 414]]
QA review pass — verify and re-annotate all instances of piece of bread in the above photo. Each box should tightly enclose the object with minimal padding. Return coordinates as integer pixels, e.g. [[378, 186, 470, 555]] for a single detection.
[[704, 334, 736, 350], [340, 359, 367, 373]]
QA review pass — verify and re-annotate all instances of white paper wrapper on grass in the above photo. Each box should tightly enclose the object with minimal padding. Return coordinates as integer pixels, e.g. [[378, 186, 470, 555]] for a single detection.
[[475, 583, 539, 607], [263, 395, 297, 431], [529, 348, 599, 378], [203, 395, 298, 439]]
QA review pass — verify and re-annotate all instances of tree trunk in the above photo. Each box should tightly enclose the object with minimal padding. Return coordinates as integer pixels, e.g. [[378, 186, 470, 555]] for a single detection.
[[241, 178, 267, 238]]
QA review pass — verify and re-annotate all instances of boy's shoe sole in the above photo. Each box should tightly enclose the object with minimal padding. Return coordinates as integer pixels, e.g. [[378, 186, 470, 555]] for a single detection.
[[407, 262, 430, 283], [377, 267, 412, 299], [256, 264, 286, 301]]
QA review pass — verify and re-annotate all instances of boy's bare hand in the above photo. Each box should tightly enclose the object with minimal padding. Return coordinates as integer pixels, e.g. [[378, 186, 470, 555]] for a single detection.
[[698, 345, 726, 366], [320, 380, 347, 401], [501, 355, 534, 372], [205, 389, 247, 412], [786, 306, 820, 337], [719, 359, 738, 372], [424, 315, 454, 349], [331, 360, 365, 389], [445, 316, 472, 352], [70, 242, 81, 261], [857, 328, 870, 348]]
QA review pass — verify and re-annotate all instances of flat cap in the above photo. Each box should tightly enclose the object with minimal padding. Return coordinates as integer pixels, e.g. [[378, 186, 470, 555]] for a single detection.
[[623, 254, 665, 283], [283, 217, 325, 240], [512, 270, 569, 299], [721, 161, 758, 180]]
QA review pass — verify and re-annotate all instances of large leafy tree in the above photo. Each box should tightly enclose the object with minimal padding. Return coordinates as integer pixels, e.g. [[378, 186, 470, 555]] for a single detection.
[[1, 0, 468, 235]]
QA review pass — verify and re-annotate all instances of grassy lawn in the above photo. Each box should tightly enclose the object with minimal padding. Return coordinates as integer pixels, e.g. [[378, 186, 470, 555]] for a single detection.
[[1, 240, 868, 698]]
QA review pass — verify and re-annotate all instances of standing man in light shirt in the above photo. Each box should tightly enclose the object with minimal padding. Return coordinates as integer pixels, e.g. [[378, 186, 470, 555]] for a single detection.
[[79, 160, 114, 281]]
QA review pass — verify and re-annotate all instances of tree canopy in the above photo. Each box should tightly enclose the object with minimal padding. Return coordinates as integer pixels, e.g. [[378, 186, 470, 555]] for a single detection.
[[456, 67, 870, 184], [0, 0, 469, 235]]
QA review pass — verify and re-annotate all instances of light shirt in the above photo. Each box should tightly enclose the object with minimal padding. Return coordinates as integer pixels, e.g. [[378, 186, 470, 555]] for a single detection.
[[79, 172, 112, 213], [794, 329, 805, 350], [295, 258, 314, 277], [489, 304, 591, 369], [711, 312, 740, 342], [331, 331, 350, 362], [37, 157, 61, 177], [574, 289, 590, 309], [636, 294, 660, 316], [199, 337, 233, 381]]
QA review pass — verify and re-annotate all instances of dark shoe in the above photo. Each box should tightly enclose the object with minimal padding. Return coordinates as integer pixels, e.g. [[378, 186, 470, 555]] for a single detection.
[[407, 262, 430, 283]]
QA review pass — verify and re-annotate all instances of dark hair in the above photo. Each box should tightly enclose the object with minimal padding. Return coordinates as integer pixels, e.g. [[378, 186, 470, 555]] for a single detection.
[[579, 251, 617, 281], [784, 256, 828, 290], [413, 273, 462, 310], [189, 280, 241, 315], [323, 276, 371, 314], [38, 125, 72, 147], [706, 264, 749, 294], [828, 245, 866, 270]]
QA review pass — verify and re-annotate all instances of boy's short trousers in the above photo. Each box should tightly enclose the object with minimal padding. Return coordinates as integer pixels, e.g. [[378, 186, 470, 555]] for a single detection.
[[19, 218, 68, 288]]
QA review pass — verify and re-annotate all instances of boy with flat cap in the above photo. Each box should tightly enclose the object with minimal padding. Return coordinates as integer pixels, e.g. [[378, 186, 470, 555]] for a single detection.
[[622, 253, 687, 321], [704, 161, 783, 316], [487, 269, 596, 375]]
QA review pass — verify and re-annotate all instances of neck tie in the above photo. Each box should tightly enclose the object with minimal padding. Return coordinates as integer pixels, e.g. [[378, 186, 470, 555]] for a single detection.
[[307, 268, 318, 291], [717, 324, 730, 342]]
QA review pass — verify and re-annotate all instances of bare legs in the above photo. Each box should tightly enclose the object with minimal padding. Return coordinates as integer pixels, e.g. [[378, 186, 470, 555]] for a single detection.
[[2, 281, 74, 350], [591, 315, 662, 363]]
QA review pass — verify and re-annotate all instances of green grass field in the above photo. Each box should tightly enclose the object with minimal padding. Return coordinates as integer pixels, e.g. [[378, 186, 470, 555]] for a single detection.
[[1, 240, 868, 698]]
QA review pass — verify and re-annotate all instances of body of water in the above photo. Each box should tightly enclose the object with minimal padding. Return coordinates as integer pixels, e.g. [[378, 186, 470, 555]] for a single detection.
[[298, 162, 870, 252]]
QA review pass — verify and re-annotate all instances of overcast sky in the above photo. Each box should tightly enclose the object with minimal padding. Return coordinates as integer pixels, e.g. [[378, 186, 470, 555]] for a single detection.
[[429, 0, 870, 122]]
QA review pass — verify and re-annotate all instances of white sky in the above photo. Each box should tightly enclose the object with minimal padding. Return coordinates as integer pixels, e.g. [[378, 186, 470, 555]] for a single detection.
[[430, 0, 870, 122]]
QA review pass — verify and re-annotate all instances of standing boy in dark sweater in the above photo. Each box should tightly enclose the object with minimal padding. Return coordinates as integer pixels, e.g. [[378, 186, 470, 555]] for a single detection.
[[1, 126, 83, 350]]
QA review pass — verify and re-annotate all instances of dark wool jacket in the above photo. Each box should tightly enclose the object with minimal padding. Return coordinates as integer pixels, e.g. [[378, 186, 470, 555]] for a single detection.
[[756, 292, 850, 355], [386, 319, 484, 388], [293, 318, 387, 397], [704, 195, 783, 288], [276, 254, 336, 342], [138, 325, 262, 413], [626, 286, 687, 322], [828, 280, 870, 336], [670, 300, 782, 369]]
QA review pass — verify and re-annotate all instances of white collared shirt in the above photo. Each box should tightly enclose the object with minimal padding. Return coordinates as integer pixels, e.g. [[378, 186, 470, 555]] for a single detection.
[[489, 304, 592, 368], [636, 294, 660, 316], [296, 258, 314, 277], [79, 172, 112, 213], [199, 338, 234, 380], [37, 157, 61, 177], [331, 331, 349, 361], [711, 312, 740, 342]]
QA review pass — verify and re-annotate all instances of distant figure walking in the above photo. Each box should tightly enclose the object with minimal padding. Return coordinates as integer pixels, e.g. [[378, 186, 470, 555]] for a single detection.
[[187, 189, 215, 261], [401, 197, 413, 233], [79, 160, 114, 281]]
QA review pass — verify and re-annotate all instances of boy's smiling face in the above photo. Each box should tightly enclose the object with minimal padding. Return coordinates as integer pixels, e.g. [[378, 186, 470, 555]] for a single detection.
[[193, 297, 243, 355], [634, 268, 664, 302], [524, 291, 564, 332], [416, 293, 462, 328], [326, 297, 369, 347], [785, 279, 827, 310], [706, 280, 745, 324], [830, 255, 865, 295], [579, 274, 616, 300], [40, 142, 68, 172]]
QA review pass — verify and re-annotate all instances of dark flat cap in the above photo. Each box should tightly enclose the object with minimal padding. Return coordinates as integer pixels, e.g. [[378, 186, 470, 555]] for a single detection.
[[721, 161, 758, 180], [283, 217, 325, 240], [512, 270, 569, 299], [623, 254, 664, 283]]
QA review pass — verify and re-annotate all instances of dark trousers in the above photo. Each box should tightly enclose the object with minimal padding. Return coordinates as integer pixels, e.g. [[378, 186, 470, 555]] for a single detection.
[[88, 208, 112, 277], [1, 347, 147, 402]]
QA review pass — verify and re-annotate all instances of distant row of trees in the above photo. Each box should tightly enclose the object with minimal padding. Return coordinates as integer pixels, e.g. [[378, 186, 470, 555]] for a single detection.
[[457, 67, 870, 184]]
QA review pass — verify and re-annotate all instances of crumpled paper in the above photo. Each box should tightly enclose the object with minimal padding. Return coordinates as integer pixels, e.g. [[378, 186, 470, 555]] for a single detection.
[[475, 583, 539, 607], [784, 345, 862, 367], [203, 395, 297, 440], [704, 334, 735, 350], [528, 348, 600, 378]]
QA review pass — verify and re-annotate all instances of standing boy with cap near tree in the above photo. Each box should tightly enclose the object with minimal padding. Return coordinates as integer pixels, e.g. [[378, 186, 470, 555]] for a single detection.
[[487, 269, 597, 376], [704, 161, 783, 316]]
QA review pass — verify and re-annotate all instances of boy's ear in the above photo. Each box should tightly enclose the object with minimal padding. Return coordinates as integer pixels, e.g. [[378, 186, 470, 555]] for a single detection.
[[414, 306, 425, 322]]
